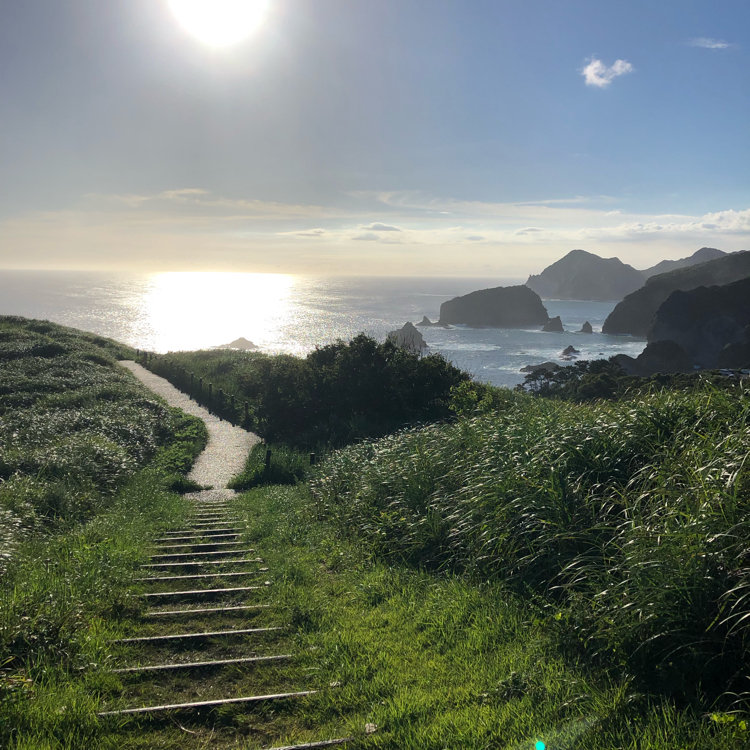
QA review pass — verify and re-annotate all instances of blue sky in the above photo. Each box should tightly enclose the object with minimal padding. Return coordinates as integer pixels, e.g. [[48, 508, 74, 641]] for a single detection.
[[1, 0, 748, 276]]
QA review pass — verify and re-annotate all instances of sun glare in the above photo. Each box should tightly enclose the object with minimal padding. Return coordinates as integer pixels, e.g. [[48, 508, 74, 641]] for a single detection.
[[141, 272, 294, 352], [168, 0, 270, 47]]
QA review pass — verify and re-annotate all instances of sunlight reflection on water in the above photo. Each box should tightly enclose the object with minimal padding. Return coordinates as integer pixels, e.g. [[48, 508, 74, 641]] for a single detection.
[[139, 272, 296, 352]]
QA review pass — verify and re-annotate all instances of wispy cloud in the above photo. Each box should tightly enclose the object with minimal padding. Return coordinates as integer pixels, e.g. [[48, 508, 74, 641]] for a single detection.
[[581, 57, 634, 88], [689, 37, 733, 50], [295, 228, 327, 237]]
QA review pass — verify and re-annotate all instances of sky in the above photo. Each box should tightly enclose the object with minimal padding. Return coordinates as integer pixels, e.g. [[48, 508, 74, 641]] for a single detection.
[[1, 0, 748, 277]]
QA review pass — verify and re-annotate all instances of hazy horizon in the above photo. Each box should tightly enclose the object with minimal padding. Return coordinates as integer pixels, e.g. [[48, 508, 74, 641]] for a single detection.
[[1, 1, 748, 276]]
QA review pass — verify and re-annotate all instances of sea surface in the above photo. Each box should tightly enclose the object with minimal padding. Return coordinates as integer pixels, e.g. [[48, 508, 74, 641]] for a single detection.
[[0, 270, 646, 388]]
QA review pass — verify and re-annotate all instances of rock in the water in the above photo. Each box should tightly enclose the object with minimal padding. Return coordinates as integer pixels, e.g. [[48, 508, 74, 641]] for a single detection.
[[216, 336, 258, 350], [526, 249, 645, 301], [520, 361, 560, 374], [387, 322, 428, 354], [415, 315, 446, 328], [542, 316, 564, 332], [648, 277, 750, 368], [438, 285, 549, 328], [603, 250, 750, 336], [579, 321, 593, 333], [561, 345, 580, 357]]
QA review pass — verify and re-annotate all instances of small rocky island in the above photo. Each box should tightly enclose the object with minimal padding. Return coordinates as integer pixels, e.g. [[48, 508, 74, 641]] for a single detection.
[[387, 322, 428, 354], [438, 285, 549, 328], [215, 337, 258, 350]]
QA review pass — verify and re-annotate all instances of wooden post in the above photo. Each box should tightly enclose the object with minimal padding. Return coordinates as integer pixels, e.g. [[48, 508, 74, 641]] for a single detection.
[[310, 453, 316, 466], [265, 448, 272, 470], [244, 401, 249, 424]]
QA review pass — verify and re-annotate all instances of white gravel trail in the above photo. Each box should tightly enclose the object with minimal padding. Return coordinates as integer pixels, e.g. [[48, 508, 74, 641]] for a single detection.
[[119, 360, 261, 490]]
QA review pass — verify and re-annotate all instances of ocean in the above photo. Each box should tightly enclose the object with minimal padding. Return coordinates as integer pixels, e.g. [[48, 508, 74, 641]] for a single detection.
[[0, 270, 646, 388]]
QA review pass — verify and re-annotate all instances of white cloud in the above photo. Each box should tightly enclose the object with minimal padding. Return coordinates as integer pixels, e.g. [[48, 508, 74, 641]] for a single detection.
[[2, 186, 748, 275], [689, 37, 732, 49], [581, 57, 634, 88], [362, 222, 401, 232]]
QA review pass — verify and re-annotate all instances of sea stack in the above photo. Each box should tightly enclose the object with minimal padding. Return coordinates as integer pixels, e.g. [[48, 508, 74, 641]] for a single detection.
[[542, 316, 564, 332], [387, 322, 428, 354], [438, 285, 549, 328]]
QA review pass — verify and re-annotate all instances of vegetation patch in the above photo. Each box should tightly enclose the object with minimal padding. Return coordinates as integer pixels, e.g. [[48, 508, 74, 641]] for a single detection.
[[0, 316, 206, 748], [145, 334, 469, 448], [311, 383, 750, 709]]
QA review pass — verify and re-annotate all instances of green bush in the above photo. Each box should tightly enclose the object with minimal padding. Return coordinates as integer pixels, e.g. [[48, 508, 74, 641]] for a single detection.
[[148, 334, 470, 448]]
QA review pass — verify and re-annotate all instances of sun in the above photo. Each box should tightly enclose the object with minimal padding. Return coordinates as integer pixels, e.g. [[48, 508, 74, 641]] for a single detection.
[[168, 0, 270, 48]]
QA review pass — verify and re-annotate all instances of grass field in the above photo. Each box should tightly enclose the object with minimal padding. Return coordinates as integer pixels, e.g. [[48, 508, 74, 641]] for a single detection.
[[2, 316, 747, 747], [0, 317, 207, 749]]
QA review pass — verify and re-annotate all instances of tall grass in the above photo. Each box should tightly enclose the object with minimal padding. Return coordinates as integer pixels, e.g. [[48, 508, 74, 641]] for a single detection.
[[312, 382, 750, 707], [0, 317, 206, 548]]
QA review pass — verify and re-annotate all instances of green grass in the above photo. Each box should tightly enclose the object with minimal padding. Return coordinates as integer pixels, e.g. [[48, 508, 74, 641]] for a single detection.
[[228, 442, 315, 491], [311, 382, 750, 710], [0, 316, 207, 748], [129, 482, 743, 750]]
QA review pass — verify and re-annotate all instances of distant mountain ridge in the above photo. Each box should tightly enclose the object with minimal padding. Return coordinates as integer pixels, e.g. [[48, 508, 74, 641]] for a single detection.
[[642, 247, 726, 278], [526, 247, 731, 302]]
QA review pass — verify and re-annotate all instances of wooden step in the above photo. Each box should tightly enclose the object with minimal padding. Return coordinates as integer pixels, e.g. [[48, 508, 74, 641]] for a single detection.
[[153, 540, 245, 551], [97, 689, 316, 717], [141, 558, 263, 569], [153, 533, 240, 543], [144, 604, 270, 617], [150, 548, 256, 560], [114, 626, 282, 644], [161, 527, 238, 535], [113, 653, 292, 674], [136, 570, 262, 583], [261, 740, 353, 750], [140, 585, 266, 599]]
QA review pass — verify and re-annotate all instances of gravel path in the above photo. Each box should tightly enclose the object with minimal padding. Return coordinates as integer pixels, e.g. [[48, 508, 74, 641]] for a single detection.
[[119, 361, 261, 490]]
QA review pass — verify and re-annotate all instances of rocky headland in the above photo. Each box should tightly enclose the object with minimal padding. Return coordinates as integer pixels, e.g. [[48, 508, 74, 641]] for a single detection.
[[526, 249, 645, 301], [602, 251, 750, 337], [612, 276, 750, 374]]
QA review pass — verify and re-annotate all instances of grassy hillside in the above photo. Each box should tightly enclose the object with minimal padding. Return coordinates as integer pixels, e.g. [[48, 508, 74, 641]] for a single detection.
[[312, 383, 750, 709], [0, 316, 206, 748]]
